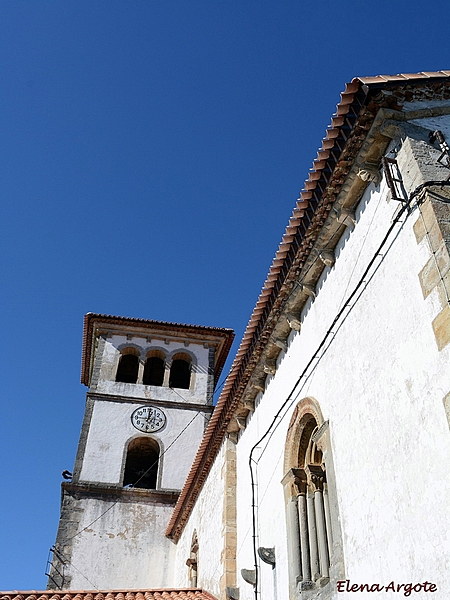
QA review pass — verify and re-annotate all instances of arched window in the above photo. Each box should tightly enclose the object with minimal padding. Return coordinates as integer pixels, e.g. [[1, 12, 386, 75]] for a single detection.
[[123, 437, 159, 489], [116, 349, 139, 383], [186, 531, 199, 587], [169, 353, 191, 389], [143, 351, 165, 386], [283, 399, 341, 596]]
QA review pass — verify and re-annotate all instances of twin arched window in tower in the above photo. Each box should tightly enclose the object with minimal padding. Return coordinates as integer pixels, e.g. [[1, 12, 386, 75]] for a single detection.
[[115, 349, 192, 389]]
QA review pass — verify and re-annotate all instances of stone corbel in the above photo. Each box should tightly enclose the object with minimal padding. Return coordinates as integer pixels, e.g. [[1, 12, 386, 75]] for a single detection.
[[252, 378, 266, 393], [263, 360, 276, 375], [356, 162, 381, 186], [226, 431, 239, 444], [286, 312, 302, 331], [258, 546, 276, 567], [272, 337, 288, 352], [235, 415, 247, 430], [226, 587, 239, 600], [300, 283, 316, 299], [336, 207, 357, 229], [381, 119, 434, 145], [243, 396, 255, 412], [226, 418, 240, 434], [318, 250, 335, 267]]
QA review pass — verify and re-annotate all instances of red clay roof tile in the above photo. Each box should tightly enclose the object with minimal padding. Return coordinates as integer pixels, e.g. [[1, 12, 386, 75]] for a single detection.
[[0, 592, 216, 600]]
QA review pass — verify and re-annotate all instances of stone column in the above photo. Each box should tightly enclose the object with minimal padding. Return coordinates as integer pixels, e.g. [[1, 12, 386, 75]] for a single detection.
[[291, 468, 311, 584], [323, 483, 333, 557], [314, 490, 329, 579], [297, 493, 311, 582], [287, 495, 302, 586], [308, 465, 329, 581], [306, 493, 320, 581]]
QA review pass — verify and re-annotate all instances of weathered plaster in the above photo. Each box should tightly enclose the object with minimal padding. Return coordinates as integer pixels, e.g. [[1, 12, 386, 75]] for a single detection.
[[53, 489, 177, 589]]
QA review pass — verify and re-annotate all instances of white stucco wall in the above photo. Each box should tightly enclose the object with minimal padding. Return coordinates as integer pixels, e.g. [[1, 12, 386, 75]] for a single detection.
[[67, 496, 176, 589], [173, 441, 227, 598], [79, 399, 206, 490], [233, 134, 450, 599]]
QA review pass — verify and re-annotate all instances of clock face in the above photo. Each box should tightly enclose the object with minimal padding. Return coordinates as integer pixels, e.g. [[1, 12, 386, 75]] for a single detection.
[[131, 406, 166, 433]]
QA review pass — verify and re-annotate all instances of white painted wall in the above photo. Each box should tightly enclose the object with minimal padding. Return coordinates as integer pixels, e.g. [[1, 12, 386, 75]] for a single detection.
[[231, 133, 450, 599], [67, 496, 176, 589], [79, 399, 206, 490], [174, 442, 226, 599]]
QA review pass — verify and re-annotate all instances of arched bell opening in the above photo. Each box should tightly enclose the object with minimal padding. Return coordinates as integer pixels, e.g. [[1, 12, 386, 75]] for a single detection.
[[116, 348, 140, 384], [123, 437, 160, 489], [169, 353, 192, 389], [143, 350, 166, 386]]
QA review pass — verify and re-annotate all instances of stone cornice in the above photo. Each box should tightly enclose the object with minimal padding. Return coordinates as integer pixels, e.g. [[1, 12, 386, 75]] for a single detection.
[[63, 481, 180, 505]]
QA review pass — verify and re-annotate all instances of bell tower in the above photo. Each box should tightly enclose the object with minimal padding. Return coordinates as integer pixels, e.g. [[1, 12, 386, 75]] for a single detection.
[[48, 313, 233, 591]]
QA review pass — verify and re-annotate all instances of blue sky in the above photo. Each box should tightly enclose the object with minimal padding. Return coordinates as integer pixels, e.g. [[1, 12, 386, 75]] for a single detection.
[[1, 0, 450, 590]]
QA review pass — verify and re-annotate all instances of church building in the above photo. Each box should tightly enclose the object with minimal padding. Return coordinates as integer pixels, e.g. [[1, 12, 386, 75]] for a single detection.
[[4, 70, 450, 600]]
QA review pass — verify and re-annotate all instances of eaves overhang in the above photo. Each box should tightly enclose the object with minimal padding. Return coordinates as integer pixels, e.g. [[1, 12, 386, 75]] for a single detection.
[[165, 70, 450, 541]]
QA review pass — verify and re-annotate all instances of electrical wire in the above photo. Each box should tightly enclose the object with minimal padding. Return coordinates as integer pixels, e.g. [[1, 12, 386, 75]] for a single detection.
[[247, 177, 450, 599]]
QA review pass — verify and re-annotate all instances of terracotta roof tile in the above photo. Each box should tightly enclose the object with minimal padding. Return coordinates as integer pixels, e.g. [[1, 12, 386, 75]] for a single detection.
[[357, 70, 450, 84], [0, 592, 216, 600]]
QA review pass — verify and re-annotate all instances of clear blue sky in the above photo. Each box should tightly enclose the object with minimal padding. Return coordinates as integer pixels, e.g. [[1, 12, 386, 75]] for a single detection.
[[1, 0, 449, 590]]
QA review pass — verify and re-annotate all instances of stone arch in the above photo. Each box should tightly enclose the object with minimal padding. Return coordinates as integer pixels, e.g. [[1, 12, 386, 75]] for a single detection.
[[116, 346, 141, 384], [169, 351, 193, 390], [284, 397, 325, 477], [143, 349, 167, 386], [122, 436, 161, 489], [117, 342, 144, 357], [167, 348, 198, 368]]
